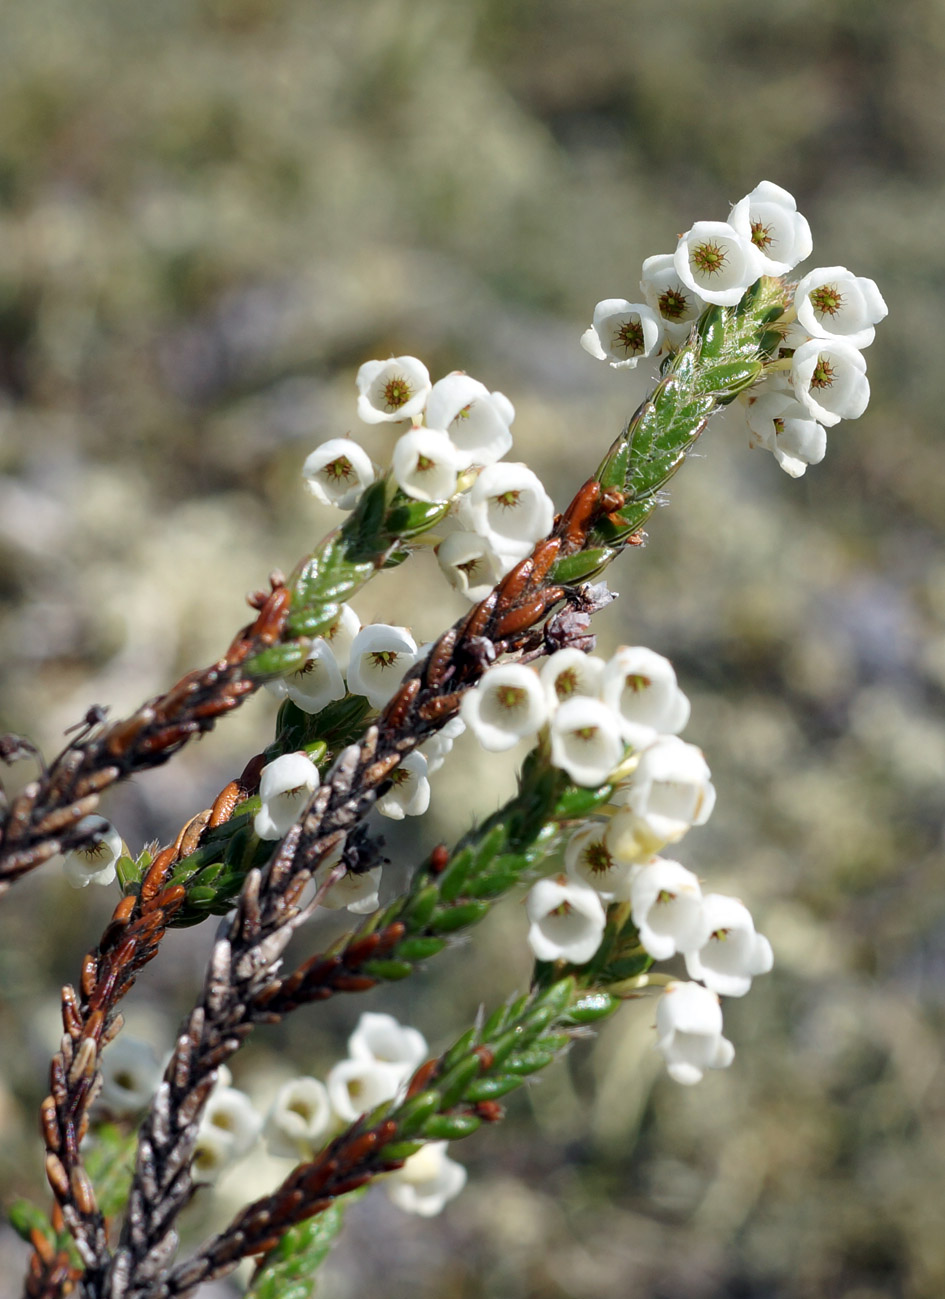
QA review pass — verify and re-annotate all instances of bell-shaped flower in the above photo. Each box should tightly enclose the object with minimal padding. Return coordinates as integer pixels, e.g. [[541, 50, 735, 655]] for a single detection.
[[322, 603, 361, 672], [549, 696, 626, 787], [386, 1142, 467, 1217], [746, 391, 826, 478], [628, 857, 707, 960], [607, 737, 716, 860], [599, 646, 690, 749], [96, 1036, 162, 1115], [355, 355, 431, 424], [392, 427, 461, 502], [684, 893, 773, 997], [640, 254, 704, 345], [728, 181, 813, 275], [348, 1011, 428, 1072], [315, 859, 382, 915], [564, 821, 633, 901], [539, 647, 605, 710], [655, 980, 735, 1085], [302, 438, 375, 509], [460, 663, 548, 752], [674, 221, 764, 307], [326, 1056, 407, 1123], [426, 372, 514, 468], [264, 1076, 332, 1159], [436, 530, 506, 602], [376, 751, 431, 820], [197, 1082, 262, 1168], [267, 638, 346, 714], [191, 1123, 236, 1184], [460, 461, 554, 564], [254, 752, 320, 840], [420, 715, 465, 774], [61, 816, 122, 889], [580, 299, 663, 369], [794, 266, 887, 350], [347, 624, 418, 708], [525, 873, 607, 965], [791, 338, 870, 427]]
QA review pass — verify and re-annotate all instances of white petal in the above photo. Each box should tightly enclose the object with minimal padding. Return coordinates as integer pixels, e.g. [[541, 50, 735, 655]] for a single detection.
[[347, 624, 418, 708], [392, 427, 460, 502], [302, 438, 375, 509], [674, 221, 764, 307], [355, 356, 431, 424], [461, 663, 548, 752]]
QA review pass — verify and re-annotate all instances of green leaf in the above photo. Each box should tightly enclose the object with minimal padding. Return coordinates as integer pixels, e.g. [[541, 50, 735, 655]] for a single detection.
[[7, 1199, 55, 1245], [428, 900, 490, 933], [247, 1196, 356, 1299], [83, 1122, 138, 1219], [422, 1113, 482, 1141]]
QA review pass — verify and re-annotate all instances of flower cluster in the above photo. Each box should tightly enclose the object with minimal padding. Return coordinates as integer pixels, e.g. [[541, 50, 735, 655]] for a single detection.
[[582, 180, 887, 477], [463, 643, 772, 1085]]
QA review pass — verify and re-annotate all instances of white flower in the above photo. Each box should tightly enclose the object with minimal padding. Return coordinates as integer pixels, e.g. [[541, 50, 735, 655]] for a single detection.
[[549, 696, 626, 787], [347, 624, 419, 708], [607, 737, 716, 861], [254, 752, 320, 840], [628, 857, 707, 960], [386, 1142, 467, 1217], [61, 816, 122, 889], [460, 663, 548, 752], [348, 1012, 428, 1071], [655, 980, 735, 1085], [599, 646, 690, 749], [322, 603, 361, 672], [96, 1037, 162, 1115], [640, 254, 705, 345], [525, 874, 607, 965], [326, 1056, 407, 1123], [728, 181, 813, 276], [302, 438, 375, 509], [746, 391, 826, 478], [198, 1083, 262, 1164], [684, 893, 774, 998], [355, 355, 431, 424], [392, 427, 461, 502], [580, 299, 663, 369], [460, 461, 554, 563], [539, 648, 605, 710], [794, 266, 887, 350], [191, 1123, 235, 1184], [436, 531, 506, 602], [674, 221, 764, 307], [426, 372, 514, 468], [268, 639, 346, 714], [564, 822, 633, 901], [315, 859, 382, 915], [420, 715, 465, 774], [264, 1077, 332, 1159], [791, 338, 870, 427], [376, 751, 431, 820]]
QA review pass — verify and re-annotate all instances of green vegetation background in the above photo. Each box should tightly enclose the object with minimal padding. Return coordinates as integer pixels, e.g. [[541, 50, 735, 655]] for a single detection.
[[1, 3, 943, 1297]]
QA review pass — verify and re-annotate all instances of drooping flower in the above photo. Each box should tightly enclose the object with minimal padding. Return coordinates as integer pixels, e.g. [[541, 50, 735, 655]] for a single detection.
[[392, 427, 461, 502], [426, 372, 514, 468], [386, 1142, 467, 1217], [61, 816, 123, 889], [193, 1081, 262, 1180], [794, 266, 887, 350], [728, 181, 813, 276], [321, 603, 361, 672], [791, 338, 870, 427], [580, 299, 663, 369], [640, 254, 704, 345], [315, 859, 383, 915], [627, 857, 707, 960], [548, 696, 626, 787], [254, 752, 320, 840], [607, 737, 716, 860], [267, 639, 347, 714], [525, 874, 607, 965], [460, 663, 548, 752], [264, 1077, 332, 1159], [326, 1056, 408, 1123], [355, 356, 431, 424], [348, 1012, 428, 1072], [684, 893, 773, 998], [436, 531, 507, 602], [459, 461, 554, 564], [599, 646, 690, 749], [674, 221, 764, 307], [376, 751, 431, 820], [96, 1037, 163, 1115], [302, 438, 375, 509], [347, 624, 419, 708], [539, 647, 605, 710], [564, 821, 633, 901], [655, 980, 735, 1085], [421, 715, 465, 774]]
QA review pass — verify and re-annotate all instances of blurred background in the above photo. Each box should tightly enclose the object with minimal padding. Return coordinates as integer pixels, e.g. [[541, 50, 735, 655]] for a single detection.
[[1, 2, 943, 1296]]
